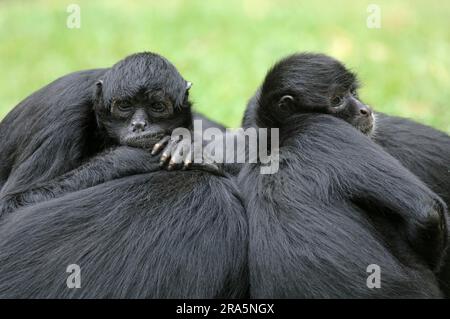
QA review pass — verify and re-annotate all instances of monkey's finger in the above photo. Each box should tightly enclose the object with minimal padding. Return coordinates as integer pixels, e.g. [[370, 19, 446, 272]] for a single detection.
[[182, 149, 193, 170], [151, 136, 170, 155], [168, 141, 190, 170], [159, 139, 178, 166]]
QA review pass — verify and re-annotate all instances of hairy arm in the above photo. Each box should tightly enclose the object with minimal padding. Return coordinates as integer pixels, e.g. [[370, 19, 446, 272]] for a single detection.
[[300, 115, 447, 270], [0, 146, 159, 215], [0, 70, 108, 195]]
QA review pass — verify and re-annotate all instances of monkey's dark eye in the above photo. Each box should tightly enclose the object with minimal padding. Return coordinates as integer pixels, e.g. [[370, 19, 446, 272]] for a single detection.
[[151, 103, 166, 113], [117, 104, 132, 112], [331, 96, 344, 107]]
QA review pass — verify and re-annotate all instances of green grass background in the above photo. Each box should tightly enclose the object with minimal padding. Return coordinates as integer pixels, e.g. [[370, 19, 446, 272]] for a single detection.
[[0, 0, 448, 132]]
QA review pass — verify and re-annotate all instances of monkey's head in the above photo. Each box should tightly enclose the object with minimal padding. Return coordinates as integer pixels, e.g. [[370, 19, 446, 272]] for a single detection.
[[257, 53, 374, 134], [94, 52, 192, 148]]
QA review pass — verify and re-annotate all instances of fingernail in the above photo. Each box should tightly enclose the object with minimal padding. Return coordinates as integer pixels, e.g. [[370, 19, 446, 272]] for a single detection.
[[151, 145, 159, 155]]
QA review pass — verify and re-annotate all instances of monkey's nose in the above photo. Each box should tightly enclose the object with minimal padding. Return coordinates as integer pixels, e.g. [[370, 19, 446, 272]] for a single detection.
[[131, 120, 147, 132], [359, 105, 372, 117]]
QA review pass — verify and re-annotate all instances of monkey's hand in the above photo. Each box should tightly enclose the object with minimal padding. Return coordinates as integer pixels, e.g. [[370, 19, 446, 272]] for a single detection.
[[151, 134, 223, 175], [405, 200, 448, 272]]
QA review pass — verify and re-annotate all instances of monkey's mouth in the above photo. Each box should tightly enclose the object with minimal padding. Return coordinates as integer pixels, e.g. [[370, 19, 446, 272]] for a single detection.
[[355, 116, 374, 135], [359, 123, 374, 135], [122, 131, 166, 149]]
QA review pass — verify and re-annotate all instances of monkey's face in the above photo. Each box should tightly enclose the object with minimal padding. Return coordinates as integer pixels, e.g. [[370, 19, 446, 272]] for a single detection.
[[94, 52, 192, 148], [326, 87, 374, 135], [273, 86, 374, 135], [97, 88, 191, 149]]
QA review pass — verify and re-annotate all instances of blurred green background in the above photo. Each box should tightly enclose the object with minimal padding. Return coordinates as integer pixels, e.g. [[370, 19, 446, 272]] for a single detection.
[[0, 0, 449, 132]]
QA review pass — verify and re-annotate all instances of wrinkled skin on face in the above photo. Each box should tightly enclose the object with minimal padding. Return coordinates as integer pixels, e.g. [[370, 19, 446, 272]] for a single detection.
[[257, 53, 375, 135], [94, 52, 192, 149]]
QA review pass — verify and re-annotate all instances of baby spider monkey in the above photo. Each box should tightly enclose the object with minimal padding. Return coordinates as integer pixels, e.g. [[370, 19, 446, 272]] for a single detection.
[[244, 53, 374, 135], [0, 52, 217, 214]]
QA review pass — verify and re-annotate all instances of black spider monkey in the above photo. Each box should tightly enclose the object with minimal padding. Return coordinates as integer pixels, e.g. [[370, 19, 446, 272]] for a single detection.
[[0, 53, 248, 298], [238, 52, 447, 297], [244, 53, 450, 295], [0, 52, 219, 214], [245, 53, 450, 208]]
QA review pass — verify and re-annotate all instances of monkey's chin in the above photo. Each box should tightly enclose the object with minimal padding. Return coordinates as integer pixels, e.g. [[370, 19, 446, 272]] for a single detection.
[[122, 131, 166, 149], [354, 116, 375, 136], [359, 123, 374, 135]]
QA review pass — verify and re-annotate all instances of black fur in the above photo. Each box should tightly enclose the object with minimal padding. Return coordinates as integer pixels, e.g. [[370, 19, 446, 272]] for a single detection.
[[0, 53, 248, 298], [240, 55, 448, 297], [0, 52, 192, 213], [245, 53, 450, 208], [0, 69, 103, 194], [372, 114, 450, 208], [193, 112, 226, 131], [245, 53, 450, 296], [0, 149, 248, 298], [251, 53, 372, 134], [372, 113, 450, 294]]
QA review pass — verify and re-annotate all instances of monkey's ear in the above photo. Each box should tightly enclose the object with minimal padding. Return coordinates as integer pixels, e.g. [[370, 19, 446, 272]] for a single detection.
[[186, 81, 192, 91], [278, 95, 294, 108], [95, 80, 103, 96]]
